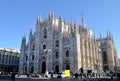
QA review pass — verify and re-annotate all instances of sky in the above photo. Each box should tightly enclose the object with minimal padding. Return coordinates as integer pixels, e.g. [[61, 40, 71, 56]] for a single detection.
[[0, 0, 120, 58]]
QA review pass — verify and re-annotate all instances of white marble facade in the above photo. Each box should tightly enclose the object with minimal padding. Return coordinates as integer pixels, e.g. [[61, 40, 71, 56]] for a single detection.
[[19, 11, 118, 74], [96, 33, 119, 72]]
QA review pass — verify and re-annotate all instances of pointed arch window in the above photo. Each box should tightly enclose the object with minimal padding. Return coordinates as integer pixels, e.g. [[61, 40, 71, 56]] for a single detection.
[[55, 40, 59, 47], [55, 51, 59, 59], [24, 66, 27, 72], [43, 44, 46, 49], [26, 56, 28, 61], [66, 50, 69, 57], [32, 55, 34, 61], [33, 45, 35, 51], [31, 66, 34, 73], [103, 51, 107, 63], [43, 28, 47, 38]]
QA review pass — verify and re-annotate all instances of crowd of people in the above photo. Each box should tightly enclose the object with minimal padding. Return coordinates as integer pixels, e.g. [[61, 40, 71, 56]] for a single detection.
[[0, 71, 120, 81], [0, 72, 16, 81]]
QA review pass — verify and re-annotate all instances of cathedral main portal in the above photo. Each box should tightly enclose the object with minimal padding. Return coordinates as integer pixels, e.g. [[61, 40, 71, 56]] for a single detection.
[[41, 62, 46, 73]]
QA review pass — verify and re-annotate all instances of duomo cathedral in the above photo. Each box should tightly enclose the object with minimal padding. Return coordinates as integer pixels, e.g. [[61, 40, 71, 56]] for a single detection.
[[19, 11, 119, 74]]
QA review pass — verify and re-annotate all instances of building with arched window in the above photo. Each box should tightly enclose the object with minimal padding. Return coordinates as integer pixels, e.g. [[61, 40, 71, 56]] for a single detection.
[[0, 48, 20, 73], [19, 12, 119, 74]]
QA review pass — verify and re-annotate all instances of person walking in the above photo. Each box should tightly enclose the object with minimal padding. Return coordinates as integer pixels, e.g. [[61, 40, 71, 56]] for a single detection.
[[51, 73, 53, 79], [11, 73, 15, 81], [111, 74, 113, 80], [75, 73, 79, 80]]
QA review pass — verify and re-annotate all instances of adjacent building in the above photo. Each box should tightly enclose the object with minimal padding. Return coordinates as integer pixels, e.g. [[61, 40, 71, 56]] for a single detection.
[[0, 48, 20, 73], [19, 12, 119, 74]]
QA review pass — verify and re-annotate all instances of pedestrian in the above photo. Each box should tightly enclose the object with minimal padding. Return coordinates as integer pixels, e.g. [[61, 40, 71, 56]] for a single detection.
[[75, 73, 78, 80], [11, 72, 15, 81], [51, 73, 53, 79], [96, 73, 97, 78], [80, 73, 82, 78], [92, 73, 95, 77], [99, 73, 100, 78], [83, 79, 86, 81], [111, 74, 113, 80], [27, 73, 29, 78]]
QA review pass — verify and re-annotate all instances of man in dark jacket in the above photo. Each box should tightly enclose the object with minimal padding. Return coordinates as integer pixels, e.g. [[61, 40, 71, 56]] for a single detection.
[[11, 73, 15, 81]]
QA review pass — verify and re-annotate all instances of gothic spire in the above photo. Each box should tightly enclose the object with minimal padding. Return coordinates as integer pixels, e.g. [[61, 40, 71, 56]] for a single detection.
[[48, 11, 51, 20], [100, 32, 102, 39], [30, 26, 32, 33], [74, 19, 78, 31], [109, 29, 111, 37], [29, 26, 32, 37], [64, 17, 66, 24], [107, 31, 109, 39], [70, 22, 73, 32], [29, 26, 32, 44], [51, 10, 54, 18], [49, 10, 54, 20], [36, 15, 41, 25], [74, 18, 77, 26], [59, 14, 62, 24], [22, 35, 26, 43], [81, 14, 85, 28], [21, 35, 26, 49]]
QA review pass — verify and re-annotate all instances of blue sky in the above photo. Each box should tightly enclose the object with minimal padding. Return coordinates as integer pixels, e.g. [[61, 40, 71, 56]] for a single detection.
[[0, 0, 120, 58]]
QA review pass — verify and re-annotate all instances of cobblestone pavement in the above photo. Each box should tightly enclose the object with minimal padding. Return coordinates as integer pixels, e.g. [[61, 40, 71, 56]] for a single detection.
[[0, 76, 120, 81]]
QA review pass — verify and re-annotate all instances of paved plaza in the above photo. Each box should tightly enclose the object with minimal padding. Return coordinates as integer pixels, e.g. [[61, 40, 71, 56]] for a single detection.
[[0, 76, 120, 81]]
